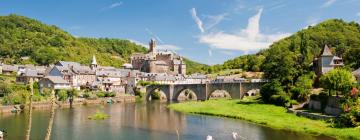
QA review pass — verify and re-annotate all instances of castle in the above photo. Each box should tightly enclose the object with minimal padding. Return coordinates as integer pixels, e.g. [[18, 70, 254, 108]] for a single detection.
[[131, 39, 186, 75]]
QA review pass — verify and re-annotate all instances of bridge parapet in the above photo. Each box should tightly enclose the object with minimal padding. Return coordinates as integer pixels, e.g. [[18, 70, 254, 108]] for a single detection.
[[145, 82, 265, 101]]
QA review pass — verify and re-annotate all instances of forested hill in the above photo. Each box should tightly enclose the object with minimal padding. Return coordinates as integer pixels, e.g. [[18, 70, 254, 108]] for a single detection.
[[0, 14, 207, 73], [0, 14, 147, 67], [207, 19, 360, 73]]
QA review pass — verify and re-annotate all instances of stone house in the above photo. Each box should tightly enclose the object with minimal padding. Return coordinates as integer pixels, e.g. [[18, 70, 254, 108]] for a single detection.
[[16, 69, 44, 84], [48, 59, 96, 89], [39, 76, 71, 90], [16, 65, 46, 83], [1, 64, 18, 75], [96, 69, 130, 93], [314, 45, 344, 77]]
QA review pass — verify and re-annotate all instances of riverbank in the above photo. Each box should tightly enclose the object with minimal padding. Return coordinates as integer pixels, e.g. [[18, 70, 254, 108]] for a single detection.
[[0, 95, 136, 114], [168, 98, 360, 140]]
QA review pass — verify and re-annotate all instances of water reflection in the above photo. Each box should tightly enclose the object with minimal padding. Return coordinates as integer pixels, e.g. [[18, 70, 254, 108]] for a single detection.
[[0, 102, 334, 140]]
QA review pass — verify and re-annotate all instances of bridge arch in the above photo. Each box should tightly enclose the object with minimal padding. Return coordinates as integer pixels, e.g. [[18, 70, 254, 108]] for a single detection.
[[174, 88, 198, 101], [208, 89, 232, 99], [146, 87, 169, 101]]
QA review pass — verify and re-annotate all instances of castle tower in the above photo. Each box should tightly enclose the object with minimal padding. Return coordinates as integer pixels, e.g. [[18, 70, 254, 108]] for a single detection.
[[149, 39, 156, 53], [90, 55, 98, 70]]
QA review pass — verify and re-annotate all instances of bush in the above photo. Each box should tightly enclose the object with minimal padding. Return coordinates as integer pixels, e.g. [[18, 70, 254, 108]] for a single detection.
[[82, 92, 90, 98], [269, 94, 290, 106], [105, 92, 116, 97], [290, 87, 311, 102], [96, 92, 105, 98], [2, 90, 29, 105], [56, 89, 68, 101], [260, 81, 285, 103]]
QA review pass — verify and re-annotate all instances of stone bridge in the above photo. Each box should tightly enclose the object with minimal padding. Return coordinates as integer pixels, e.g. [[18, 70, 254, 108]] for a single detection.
[[145, 82, 264, 101]]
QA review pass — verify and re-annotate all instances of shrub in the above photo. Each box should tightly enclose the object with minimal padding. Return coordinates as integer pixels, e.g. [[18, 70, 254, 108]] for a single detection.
[[2, 90, 29, 105], [260, 81, 285, 103], [96, 92, 105, 98], [82, 92, 90, 98], [269, 94, 290, 106], [106, 92, 116, 97], [56, 89, 68, 101]]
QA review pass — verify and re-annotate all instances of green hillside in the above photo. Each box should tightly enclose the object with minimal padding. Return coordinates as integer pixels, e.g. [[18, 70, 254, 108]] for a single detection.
[[0, 14, 206, 72], [208, 19, 360, 74]]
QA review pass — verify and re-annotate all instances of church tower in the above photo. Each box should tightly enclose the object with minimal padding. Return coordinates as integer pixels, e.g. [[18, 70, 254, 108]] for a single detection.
[[90, 55, 98, 70], [149, 39, 156, 53]]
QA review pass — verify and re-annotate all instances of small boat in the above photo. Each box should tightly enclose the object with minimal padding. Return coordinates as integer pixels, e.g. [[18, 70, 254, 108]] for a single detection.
[[206, 135, 213, 140]]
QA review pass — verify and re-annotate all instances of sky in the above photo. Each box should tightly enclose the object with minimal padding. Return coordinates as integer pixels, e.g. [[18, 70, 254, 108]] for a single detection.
[[1, 0, 360, 65]]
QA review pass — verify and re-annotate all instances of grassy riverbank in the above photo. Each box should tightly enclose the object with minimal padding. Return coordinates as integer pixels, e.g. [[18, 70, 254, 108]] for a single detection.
[[168, 98, 360, 140]]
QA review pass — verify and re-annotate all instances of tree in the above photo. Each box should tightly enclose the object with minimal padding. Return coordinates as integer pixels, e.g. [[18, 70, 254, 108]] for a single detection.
[[56, 89, 68, 101], [67, 88, 78, 108], [291, 73, 316, 101], [260, 81, 285, 103], [262, 45, 297, 91], [320, 69, 356, 96]]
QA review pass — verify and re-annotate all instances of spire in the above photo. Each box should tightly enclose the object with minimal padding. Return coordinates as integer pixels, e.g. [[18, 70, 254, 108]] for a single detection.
[[91, 55, 97, 65], [321, 45, 333, 56]]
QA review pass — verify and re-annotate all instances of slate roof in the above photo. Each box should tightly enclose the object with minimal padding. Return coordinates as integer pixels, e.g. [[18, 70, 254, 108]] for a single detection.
[[187, 74, 207, 79], [71, 65, 95, 75], [96, 69, 131, 77], [22, 69, 43, 77], [45, 76, 69, 84], [55, 66, 74, 75], [321, 45, 333, 56], [2, 64, 18, 72], [56, 61, 80, 67]]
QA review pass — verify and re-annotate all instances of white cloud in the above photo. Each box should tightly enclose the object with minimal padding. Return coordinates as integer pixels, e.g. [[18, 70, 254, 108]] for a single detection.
[[100, 2, 123, 11], [157, 44, 182, 51], [357, 12, 360, 17], [321, 0, 336, 8], [199, 8, 291, 51], [109, 2, 123, 9], [190, 8, 205, 33], [205, 13, 228, 30]]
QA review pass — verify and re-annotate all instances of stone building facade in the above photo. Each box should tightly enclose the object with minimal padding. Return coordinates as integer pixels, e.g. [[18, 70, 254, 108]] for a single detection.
[[314, 45, 344, 77], [131, 39, 186, 75]]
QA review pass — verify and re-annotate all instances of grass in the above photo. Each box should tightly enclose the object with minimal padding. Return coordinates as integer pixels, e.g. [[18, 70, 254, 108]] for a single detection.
[[168, 98, 360, 140], [88, 111, 110, 120]]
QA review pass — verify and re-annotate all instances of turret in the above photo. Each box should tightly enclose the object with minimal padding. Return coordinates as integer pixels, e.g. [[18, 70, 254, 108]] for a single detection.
[[90, 55, 97, 70], [149, 39, 156, 53]]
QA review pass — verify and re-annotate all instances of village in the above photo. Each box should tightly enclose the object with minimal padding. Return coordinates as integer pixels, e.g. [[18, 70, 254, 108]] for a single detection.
[[0, 39, 266, 102]]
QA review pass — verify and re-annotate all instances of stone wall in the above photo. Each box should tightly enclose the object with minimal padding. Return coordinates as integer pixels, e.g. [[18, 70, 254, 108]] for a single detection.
[[0, 96, 136, 114], [308, 96, 342, 116]]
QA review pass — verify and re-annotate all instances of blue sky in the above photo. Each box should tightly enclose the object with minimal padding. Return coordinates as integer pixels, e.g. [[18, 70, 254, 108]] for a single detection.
[[1, 0, 360, 65]]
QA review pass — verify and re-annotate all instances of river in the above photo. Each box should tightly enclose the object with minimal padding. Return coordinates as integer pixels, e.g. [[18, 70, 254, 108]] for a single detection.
[[0, 102, 334, 140]]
